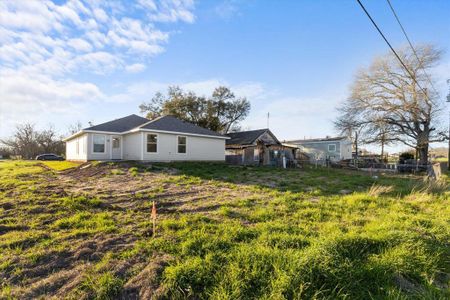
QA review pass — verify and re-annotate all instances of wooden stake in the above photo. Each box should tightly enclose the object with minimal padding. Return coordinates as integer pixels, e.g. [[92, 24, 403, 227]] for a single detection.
[[151, 200, 157, 237]]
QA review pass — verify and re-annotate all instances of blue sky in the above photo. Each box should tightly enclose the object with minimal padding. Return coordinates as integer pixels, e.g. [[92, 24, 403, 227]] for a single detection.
[[1, 0, 449, 153]]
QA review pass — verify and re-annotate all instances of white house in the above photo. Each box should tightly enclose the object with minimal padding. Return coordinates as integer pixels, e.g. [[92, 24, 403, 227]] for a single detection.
[[285, 136, 352, 162], [63, 114, 228, 162]]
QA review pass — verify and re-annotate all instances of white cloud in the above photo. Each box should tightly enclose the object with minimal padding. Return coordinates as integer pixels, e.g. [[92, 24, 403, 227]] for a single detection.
[[126, 63, 147, 73], [139, 0, 196, 23], [0, 0, 196, 138], [106, 79, 264, 104], [0, 0, 194, 78], [67, 38, 93, 52], [0, 68, 103, 137]]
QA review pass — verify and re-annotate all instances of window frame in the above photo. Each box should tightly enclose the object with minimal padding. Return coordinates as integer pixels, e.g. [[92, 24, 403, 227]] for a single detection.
[[92, 134, 106, 154], [177, 135, 187, 154], [253, 148, 259, 161], [146, 133, 158, 154], [328, 144, 336, 152], [112, 137, 120, 149]]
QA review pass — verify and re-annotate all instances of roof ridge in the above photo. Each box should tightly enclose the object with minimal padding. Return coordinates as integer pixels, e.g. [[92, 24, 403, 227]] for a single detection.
[[137, 115, 225, 137], [135, 115, 166, 130], [227, 128, 268, 135]]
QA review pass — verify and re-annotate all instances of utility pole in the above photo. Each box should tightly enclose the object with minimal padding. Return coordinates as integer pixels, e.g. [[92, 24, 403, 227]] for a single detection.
[[447, 79, 450, 170]]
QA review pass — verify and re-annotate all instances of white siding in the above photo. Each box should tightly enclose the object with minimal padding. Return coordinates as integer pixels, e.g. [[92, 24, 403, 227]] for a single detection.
[[87, 133, 111, 161], [66, 131, 225, 162], [340, 140, 353, 160], [66, 134, 88, 161], [141, 131, 225, 161], [122, 132, 142, 160]]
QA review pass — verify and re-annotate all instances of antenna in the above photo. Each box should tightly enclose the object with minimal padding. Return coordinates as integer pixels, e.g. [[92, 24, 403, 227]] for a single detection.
[[267, 112, 270, 128]]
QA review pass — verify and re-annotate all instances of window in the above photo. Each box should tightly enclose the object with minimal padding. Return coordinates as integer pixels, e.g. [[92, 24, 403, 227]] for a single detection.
[[112, 137, 120, 148], [93, 135, 105, 153], [254, 148, 259, 161], [177, 136, 186, 154], [147, 134, 157, 153], [328, 144, 336, 152]]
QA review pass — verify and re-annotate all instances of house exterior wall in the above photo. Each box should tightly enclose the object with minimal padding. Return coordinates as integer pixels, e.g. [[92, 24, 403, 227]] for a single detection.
[[122, 132, 141, 160], [258, 132, 278, 144], [294, 139, 352, 162], [340, 140, 353, 160], [86, 133, 112, 161], [141, 131, 225, 161], [65, 134, 88, 161], [66, 131, 225, 162]]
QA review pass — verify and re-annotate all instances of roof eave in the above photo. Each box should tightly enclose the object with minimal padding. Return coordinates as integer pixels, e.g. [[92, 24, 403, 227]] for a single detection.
[[136, 128, 230, 139], [62, 130, 85, 141]]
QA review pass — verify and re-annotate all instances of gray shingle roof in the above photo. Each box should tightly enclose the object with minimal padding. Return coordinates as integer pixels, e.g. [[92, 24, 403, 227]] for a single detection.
[[140, 115, 225, 137], [225, 129, 269, 145], [83, 114, 225, 138], [84, 114, 149, 133]]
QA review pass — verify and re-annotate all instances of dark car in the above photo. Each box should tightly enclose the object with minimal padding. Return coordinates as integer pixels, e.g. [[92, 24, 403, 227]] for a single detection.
[[35, 154, 64, 161]]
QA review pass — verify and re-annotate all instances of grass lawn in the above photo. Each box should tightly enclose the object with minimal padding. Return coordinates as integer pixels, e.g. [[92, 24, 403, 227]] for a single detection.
[[0, 160, 448, 299], [39, 160, 83, 171]]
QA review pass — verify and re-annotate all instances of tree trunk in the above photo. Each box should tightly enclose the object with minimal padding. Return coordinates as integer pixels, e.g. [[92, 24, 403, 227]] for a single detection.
[[418, 146, 428, 166], [417, 126, 430, 166]]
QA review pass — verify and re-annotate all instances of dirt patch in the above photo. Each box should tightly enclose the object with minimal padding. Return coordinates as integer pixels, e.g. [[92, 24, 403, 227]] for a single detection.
[[0, 224, 29, 235], [11, 264, 88, 299], [121, 254, 172, 299]]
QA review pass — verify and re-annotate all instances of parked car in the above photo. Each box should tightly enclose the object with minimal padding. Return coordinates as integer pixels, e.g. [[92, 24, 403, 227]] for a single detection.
[[35, 154, 64, 161]]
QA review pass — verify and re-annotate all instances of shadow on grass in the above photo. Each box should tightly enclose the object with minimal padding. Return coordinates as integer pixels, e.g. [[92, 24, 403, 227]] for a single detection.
[[147, 162, 421, 197]]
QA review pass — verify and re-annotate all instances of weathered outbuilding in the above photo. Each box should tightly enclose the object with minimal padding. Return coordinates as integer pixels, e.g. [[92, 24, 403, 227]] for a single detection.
[[225, 129, 297, 166]]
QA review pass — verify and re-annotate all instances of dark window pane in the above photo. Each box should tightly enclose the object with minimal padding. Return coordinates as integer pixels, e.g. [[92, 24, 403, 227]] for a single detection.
[[147, 143, 157, 153], [93, 135, 105, 153], [178, 136, 186, 145], [178, 145, 186, 153], [94, 144, 105, 153], [147, 134, 157, 143]]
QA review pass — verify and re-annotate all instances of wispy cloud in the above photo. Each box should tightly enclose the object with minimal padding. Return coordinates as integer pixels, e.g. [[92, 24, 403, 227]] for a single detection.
[[125, 63, 147, 73], [214, 0, 240, 20], [106, 79, 265, 104]]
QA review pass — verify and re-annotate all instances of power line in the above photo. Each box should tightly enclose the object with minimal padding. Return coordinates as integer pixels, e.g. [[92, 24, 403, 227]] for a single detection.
[[385, 0, 439, 96], [356, 0, 433, 103]]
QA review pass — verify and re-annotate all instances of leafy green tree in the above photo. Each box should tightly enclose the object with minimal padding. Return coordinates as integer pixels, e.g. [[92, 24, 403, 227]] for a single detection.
[[139, 86, 250, 133]]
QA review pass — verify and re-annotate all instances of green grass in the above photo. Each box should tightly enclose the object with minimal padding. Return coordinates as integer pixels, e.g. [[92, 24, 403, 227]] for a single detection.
[[0, 160, 448, 299], [41, 160, 82, 171]]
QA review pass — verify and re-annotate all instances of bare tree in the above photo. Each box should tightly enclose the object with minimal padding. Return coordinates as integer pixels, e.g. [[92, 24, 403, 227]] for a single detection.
[[1, 124, 64, 159], [67, 121, 83, 135], [37, 126, 65, 155], [334, 101, 367, 159], [338, 44, 446, 165], [363, 120, 395, 159]]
